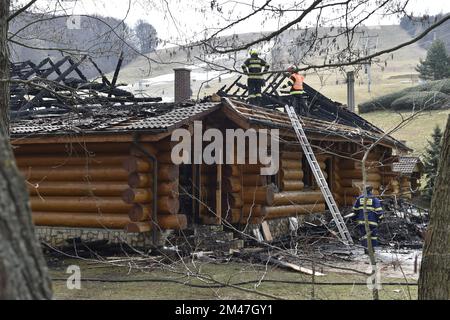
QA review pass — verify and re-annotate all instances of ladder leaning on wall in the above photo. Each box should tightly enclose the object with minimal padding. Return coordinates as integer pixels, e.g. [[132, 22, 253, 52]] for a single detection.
[[285, 105, 354, 246]]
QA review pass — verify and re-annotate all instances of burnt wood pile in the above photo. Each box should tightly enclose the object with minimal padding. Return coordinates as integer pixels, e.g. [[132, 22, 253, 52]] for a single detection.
[[10, 55, 162, 119]]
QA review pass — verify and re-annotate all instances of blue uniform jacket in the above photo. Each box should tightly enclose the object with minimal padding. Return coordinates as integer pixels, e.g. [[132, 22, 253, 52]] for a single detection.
[[352, 194, 384, 227]]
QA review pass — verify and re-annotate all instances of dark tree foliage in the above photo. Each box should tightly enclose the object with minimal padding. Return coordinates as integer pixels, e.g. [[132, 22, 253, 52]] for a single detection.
[[416, 40, 450, 81], [423, 125, 443, 200], [419, 116, 450, 300], [134, 20, 158, 53]]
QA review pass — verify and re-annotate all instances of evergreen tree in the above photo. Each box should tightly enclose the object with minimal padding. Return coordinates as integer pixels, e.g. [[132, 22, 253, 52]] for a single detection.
[[422, 125, 443, 200], [416, 40, 450, 80], [134, 20, 158, 53]]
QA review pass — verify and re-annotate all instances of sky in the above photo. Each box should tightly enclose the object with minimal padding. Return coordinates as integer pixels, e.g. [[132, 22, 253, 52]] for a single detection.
[[18, 0, 450, 46]]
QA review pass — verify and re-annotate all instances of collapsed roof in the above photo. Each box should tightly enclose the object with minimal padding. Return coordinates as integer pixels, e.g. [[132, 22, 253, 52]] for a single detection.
[[9, 55, 410, 152], [9, 55, 161, 119]]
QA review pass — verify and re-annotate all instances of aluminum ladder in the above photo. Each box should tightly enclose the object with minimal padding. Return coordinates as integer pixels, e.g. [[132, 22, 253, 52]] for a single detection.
[[285, 105, 354, 245]]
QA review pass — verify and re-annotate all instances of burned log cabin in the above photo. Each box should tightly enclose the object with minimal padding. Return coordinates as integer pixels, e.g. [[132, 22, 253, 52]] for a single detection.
[[9, 57, 421, 245]]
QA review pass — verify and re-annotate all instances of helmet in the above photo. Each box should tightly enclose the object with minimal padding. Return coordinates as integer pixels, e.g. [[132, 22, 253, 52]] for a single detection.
[[249, 49, 258, 56], [287, 65, 298, 73], [365, 185, 373, 194]]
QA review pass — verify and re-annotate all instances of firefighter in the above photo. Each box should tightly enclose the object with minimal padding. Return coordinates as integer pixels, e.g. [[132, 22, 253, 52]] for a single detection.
[[349, 185, 384, 254], [241, 49, 269, 105], [282, 65, 307, 113]]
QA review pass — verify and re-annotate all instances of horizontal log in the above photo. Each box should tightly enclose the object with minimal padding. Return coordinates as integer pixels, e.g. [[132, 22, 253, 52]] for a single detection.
[[124, 194, 179, 215], [342, 187, 363, 196], [127, 169, 178, 188], [242, 185, 275, 206], [122, 188, 153, 204], [227, 192, 243, 208], [242, 204, 266, 216], [224, 165, 240, 177], [129, 204, 152, 222], [338, 161, 357, 170], [265, 203, 326, 219], [30, 197, 132, 213], [273, 191, 325, 206], [27, 181, 130, 197], [33, 212, 130, 229], [126, 214, 187, 231], [155, 214, 187, 230], [318, 162, 326, 170], [125, 222, 151, 233], [156, 152, 175, 164], [123, 157, 153, 173], [158, 196, 180, 215], [281, 151, 302, 160], [156, 141, 178, 152], [339, 171, 381, 181], [128, 173, 153, 188], [342, 196, 359, 206], [340, 179, 364, 188], [242, 175, 266, 186], [281, 180, 304, 191], [158, 181, 178, 197], [15, 154, 128, 167], [280, 169, 304, 180], [339, 169, 362, 179], [159, 164, 179, 181], [241, 164, 263, 174], [230, 205, 266, 223], [20, 166, 129, 182], [130, 144, 158, 157], [14, 142, 132, 155], [342, 187, 380, 197], [281, 159, 302, 169], [223, 177, 241, 193], [314, 154, 330, 162]]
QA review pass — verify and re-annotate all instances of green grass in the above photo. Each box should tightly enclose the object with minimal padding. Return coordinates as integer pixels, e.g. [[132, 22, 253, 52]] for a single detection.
[[361, 109, 450, 156], [50, 258, 416, 300]]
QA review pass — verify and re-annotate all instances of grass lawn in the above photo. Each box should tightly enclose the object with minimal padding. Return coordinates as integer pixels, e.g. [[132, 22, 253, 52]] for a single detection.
[[361, 109, 450, 156], [50, 258, 416, 300]]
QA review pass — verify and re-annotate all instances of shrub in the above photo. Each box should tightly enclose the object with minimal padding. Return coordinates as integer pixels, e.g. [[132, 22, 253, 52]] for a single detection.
[[358, 91, 406, 113], [358, 78, 450, 113], [391, 91, 449, 111]]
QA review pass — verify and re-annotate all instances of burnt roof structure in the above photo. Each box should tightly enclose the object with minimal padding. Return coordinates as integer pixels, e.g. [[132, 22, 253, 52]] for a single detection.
[[9, 55, 161, 119], [9, 56, 410, 152], [217, 72, 385, 134]]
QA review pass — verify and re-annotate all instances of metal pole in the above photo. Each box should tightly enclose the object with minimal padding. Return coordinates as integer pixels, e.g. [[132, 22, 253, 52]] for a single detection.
[[347, 71, 355, 112]]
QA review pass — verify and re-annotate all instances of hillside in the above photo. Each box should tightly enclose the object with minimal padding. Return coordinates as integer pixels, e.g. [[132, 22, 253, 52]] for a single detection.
[[359, 79, 450, 113], [9, 13, 155, 78], [112, 25, 428, 105]]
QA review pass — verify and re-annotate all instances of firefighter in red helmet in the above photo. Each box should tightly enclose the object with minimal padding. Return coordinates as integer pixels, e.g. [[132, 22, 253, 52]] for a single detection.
[[283, 65, 307, 113]]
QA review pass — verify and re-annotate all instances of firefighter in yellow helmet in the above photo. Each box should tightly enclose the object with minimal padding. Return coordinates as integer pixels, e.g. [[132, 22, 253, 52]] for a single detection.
[[241, 49, 269, 106], [282, 65, 307, 113]]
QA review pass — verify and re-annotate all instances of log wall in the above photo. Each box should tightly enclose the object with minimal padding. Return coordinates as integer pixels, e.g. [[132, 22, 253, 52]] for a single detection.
[[14, 140, 187, 232]]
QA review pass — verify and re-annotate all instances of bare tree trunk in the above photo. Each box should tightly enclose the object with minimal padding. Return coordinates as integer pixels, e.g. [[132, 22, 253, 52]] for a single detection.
[[418, 115, 450, 300], [0, 0, 52, 300], [361, 152, 379, 300]]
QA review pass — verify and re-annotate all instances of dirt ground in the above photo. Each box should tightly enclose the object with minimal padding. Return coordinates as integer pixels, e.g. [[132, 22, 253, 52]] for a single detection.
[[48, 245, 420, 300]]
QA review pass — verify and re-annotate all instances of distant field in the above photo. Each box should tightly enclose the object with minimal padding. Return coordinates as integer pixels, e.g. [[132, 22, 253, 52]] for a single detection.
[[113, 24, 427, 105], [111, 24, 450, 156], [362, 109, 450, 156]]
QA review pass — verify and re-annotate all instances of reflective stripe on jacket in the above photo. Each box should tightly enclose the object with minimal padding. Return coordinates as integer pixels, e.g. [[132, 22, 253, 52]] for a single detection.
[[352, 194, 384, 226], [242, 57, 269, 79], [287, 73, 305, 94]]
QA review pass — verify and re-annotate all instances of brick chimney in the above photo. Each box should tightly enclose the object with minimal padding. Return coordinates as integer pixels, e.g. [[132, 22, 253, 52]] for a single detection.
[[174, 68, 191, 103]]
